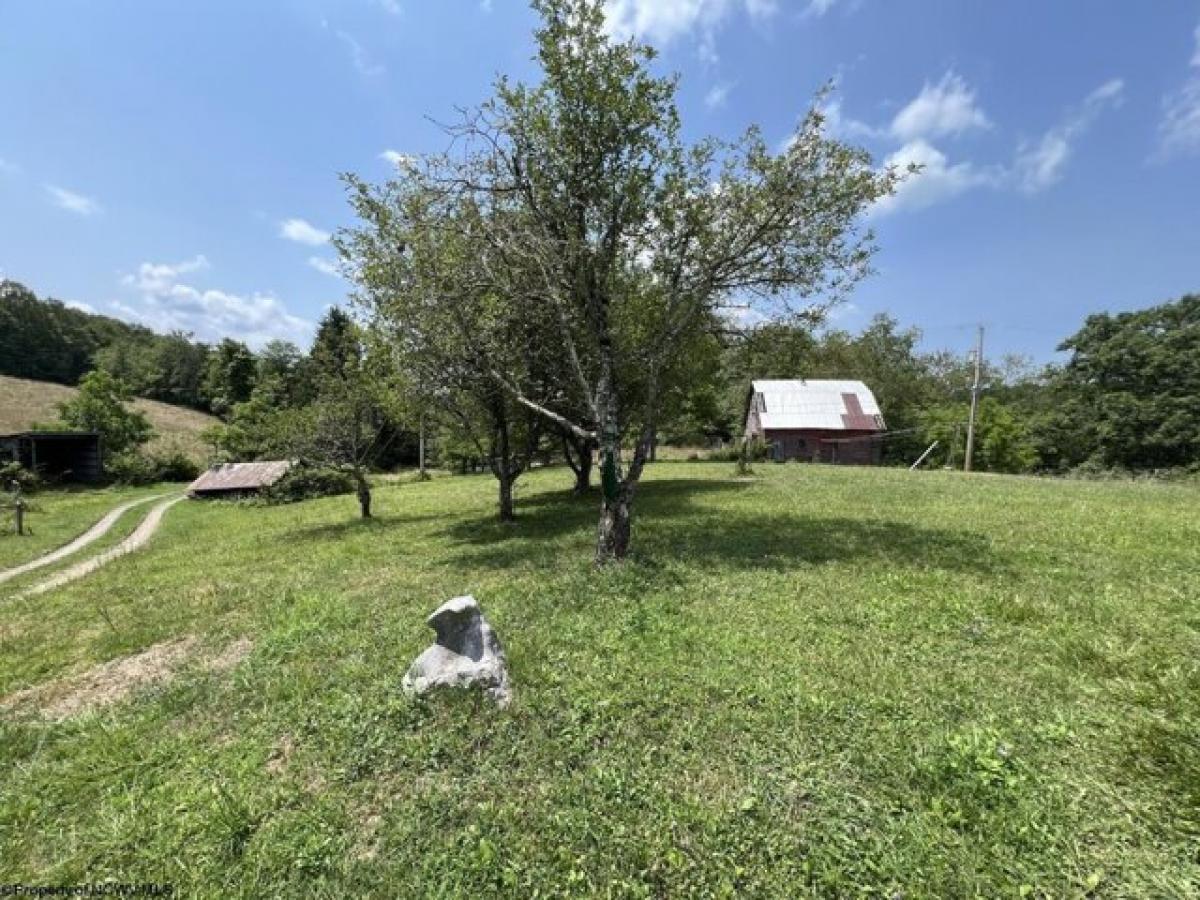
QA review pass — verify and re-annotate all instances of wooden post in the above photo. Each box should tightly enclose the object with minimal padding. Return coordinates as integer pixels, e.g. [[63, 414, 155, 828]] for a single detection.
[[15, 498, 25, 536]]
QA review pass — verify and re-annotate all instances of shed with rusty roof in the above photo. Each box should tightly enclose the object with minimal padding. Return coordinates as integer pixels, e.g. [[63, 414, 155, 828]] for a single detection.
[[188, 460, 292, 498], [744, 380, 887, 464]]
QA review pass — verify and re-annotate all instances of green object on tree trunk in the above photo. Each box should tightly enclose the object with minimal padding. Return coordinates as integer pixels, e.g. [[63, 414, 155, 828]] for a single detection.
[[601, 450, 620, 502]]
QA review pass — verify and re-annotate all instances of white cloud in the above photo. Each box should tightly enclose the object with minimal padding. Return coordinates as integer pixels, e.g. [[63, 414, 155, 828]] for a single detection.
[[815, 97, 881, 141], [336, 29, 383, 77], [279, 218, 330, 246], [872, 139, 999, 216], [117, 256, 312, 347], [704, 82, 732, 109], [65, 300, 95, 314], [480, 0, 494, 10], [380, 149, 417, 169], [1014, 78, 1124, 192], [122, 255, 210, 294], [1158, 78, 1200, 159], [46, 184, 100, 216], [307, 256, 341, 278], [603, 0, 776, 45], [803, 0, 840, 17], [1154, 24, 1200, 160], [890, 72, 991, 142]]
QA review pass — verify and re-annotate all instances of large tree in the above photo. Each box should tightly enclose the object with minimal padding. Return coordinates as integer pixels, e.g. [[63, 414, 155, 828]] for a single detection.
[[340, 0, 898, 562], [1043, 294, 1200, 471]]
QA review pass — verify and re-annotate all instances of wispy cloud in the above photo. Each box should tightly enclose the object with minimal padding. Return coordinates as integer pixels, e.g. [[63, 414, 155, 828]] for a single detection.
[[46, 184, 101, 216], [1014, 78, 1124, 193], [1155, 22, 1200, 161], [279, 218, 330, 246], [380, 149, 416, 169], [117, 255, 312, 347], [890, 72, 992, 142], [333, 27, 384, 77], [0, 157, 19, 176], [872, 139, 1001, 216], [307, 256, 341, 278], [704, 82, 732, 109], [803, 0, 841, 18], [603, 0, 776, 46]]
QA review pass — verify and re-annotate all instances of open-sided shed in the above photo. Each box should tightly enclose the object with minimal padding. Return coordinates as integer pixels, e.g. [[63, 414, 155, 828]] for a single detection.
[[188, 460, 292, 499], [0, 431, 103, 482]]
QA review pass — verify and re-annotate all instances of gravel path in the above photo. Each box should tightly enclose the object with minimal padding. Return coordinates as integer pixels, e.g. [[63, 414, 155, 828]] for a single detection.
[[16, 495, 185, 598], [0, 493, 170, 586]]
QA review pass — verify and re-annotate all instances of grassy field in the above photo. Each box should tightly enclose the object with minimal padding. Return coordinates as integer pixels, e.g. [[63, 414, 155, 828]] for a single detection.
[[1, 463, 1198, 897], [0, 374, 219, 464], [0, 483, 175, 568]]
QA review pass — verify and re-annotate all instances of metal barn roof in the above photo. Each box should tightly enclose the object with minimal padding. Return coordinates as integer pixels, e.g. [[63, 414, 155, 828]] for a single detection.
[[188, 460, 292, 494], [751, 379, 886, 431]]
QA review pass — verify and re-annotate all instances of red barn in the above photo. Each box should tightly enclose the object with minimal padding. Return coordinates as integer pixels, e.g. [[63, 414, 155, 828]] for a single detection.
[[744, 379, 887, 464]]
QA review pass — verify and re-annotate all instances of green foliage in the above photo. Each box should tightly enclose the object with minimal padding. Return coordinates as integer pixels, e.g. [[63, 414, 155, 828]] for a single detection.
[[55, 370, 153, 456], [0, 461, 41, 494], [920, 399, 1040, 473], [264, 465, 356, 504], [0, 280, 151, 386], [1043, 293, 1200, 471], [202, 339, 257, 417], [105, 449, 199, 485]]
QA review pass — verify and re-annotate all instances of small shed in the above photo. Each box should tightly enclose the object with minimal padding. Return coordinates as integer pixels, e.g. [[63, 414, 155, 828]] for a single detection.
[[188, 460, 292, 499], [0, 431, 103, 482], [744, 380, 887, 465]]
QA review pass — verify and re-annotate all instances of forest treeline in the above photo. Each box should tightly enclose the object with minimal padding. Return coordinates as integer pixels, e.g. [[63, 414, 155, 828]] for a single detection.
[[2, 278, 1197, 478]]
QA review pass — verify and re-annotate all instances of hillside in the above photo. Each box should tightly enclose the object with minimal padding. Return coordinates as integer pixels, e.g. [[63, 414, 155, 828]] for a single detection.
[[0, 374, 219, 464], [1, 464, 1198, 894]]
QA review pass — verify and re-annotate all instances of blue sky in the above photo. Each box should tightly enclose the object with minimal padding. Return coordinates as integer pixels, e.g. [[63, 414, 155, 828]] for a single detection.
[[1, 1, 1197, 361]]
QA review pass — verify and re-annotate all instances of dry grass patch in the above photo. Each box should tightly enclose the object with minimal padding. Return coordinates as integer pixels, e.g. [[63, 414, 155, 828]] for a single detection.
[[0, 635, 252, 721]]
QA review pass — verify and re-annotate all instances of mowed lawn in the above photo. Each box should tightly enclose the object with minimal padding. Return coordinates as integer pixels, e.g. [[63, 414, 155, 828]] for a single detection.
[[1, 463, 1198, 897], [0, 483, 177, 569]]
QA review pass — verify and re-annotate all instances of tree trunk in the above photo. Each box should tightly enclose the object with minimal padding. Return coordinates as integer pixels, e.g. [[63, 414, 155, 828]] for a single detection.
[[596, 491, 632, 562], [497, 468, 515, 522], [562, 434, 594, 494], [574, 448, 593, 494], [354, 471, 372, 518]]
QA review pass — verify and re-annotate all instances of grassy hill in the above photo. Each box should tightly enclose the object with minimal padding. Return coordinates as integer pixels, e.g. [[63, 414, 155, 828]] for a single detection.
[[1, 463, 1198, 895], [0, 374, 219, 464]]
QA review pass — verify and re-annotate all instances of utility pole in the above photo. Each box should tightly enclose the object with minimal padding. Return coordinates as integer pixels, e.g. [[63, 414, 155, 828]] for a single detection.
[[964, 325, 984, 473]]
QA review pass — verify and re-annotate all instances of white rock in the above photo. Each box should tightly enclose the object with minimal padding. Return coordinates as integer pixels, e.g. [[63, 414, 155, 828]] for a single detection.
[[402, 595, 512, 707]]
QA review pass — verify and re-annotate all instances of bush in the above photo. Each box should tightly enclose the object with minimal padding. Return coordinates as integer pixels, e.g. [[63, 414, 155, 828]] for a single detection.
[[105, 451, 201, 485], [265, 465, 356, 504], [105, 451, 159, 485], [150, 451, 201, 483], [0, 461, 41, 494]]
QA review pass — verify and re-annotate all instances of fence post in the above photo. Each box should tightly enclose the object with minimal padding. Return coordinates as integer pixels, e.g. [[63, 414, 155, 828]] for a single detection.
[[15, 498, 25, 536]]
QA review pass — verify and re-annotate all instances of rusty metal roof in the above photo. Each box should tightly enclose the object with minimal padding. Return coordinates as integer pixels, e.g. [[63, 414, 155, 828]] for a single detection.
[[188, 460, 292, 494], [750, 380, 886, 432]]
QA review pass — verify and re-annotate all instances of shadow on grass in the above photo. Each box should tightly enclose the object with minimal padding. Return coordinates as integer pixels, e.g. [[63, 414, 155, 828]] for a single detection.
[[285, 510, 452, 542], [443, 477, 1003, 575]]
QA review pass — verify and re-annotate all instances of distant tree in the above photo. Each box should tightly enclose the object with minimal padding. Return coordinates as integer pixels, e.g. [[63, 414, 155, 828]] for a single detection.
[[202, 339, 257, 416], [255, 339, 314, 408], [310, 308, 361, 383], [1041, 294, 1200, 471], [284, 372, 391, 519], [54, 370, 153, 456], [919, 398, 1039, 473]]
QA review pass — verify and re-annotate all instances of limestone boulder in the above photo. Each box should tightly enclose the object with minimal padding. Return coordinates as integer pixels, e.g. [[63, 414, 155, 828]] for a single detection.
[[402, 595, 512, 707]]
